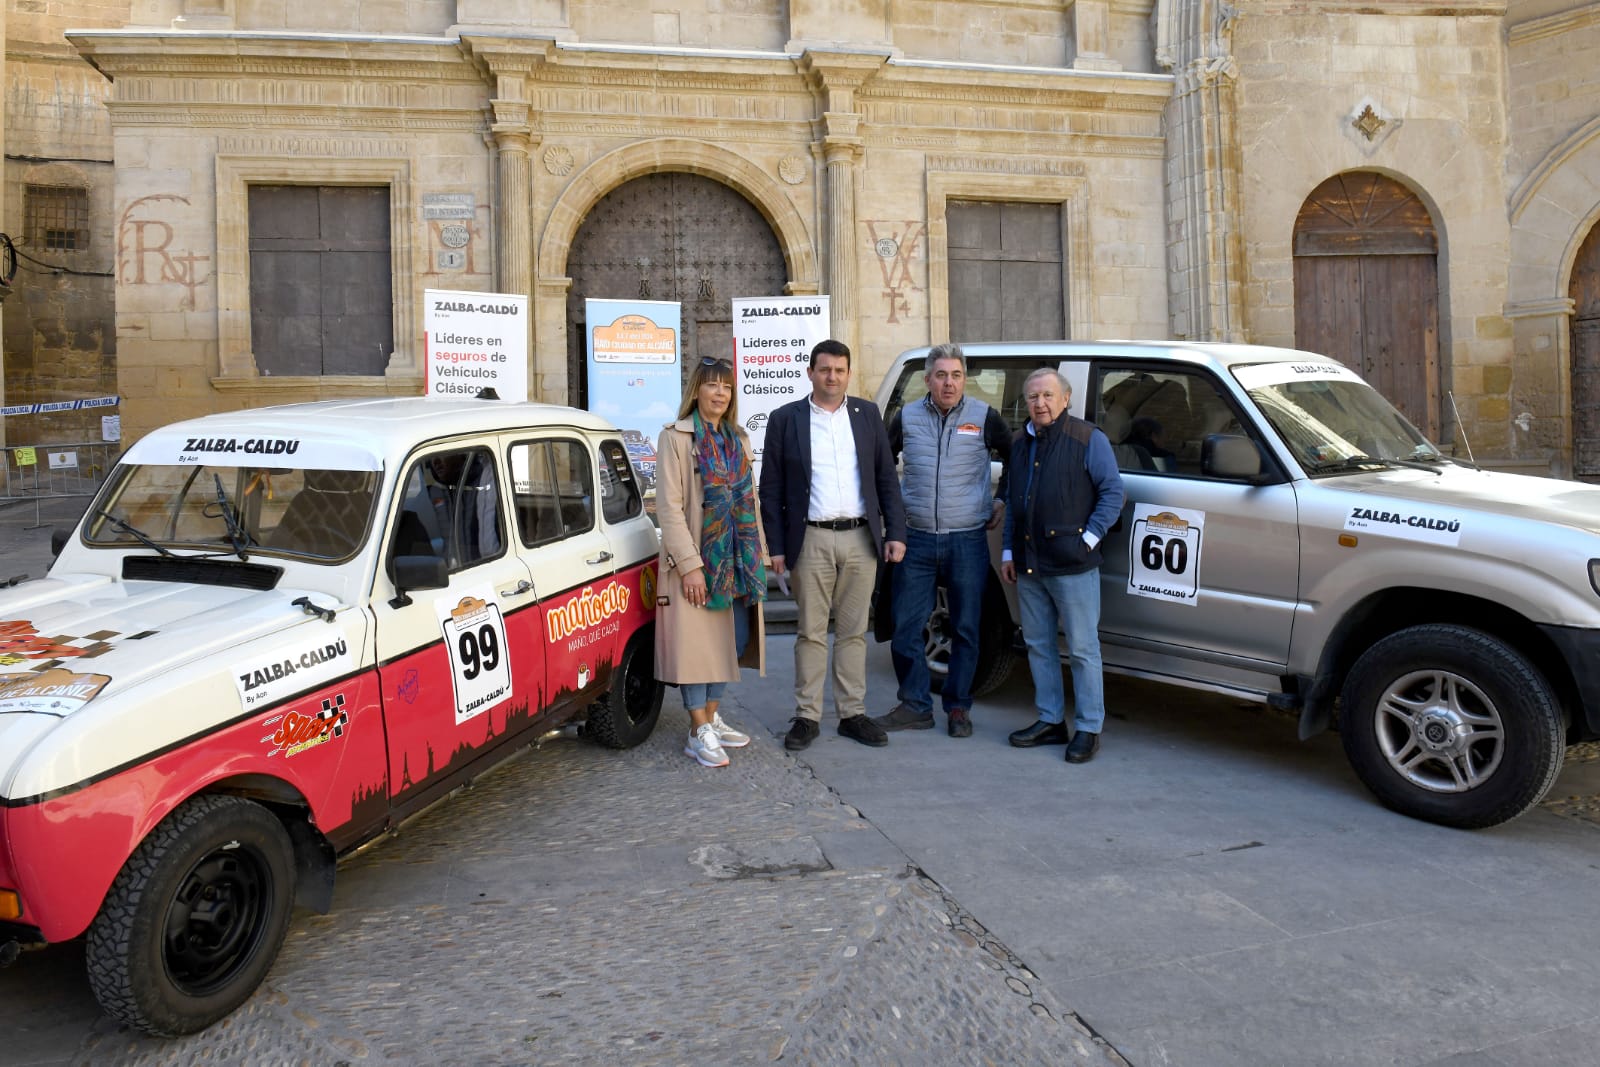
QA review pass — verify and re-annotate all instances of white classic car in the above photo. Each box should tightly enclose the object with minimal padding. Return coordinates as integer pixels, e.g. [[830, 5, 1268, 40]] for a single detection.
[[0, 396, 664, 1035]]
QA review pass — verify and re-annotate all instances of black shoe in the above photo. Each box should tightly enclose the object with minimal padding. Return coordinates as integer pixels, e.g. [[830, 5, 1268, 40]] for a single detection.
[[947, 708, 973, 738], [1065, 730, 1100, 763], [785, 717, 820, 751], [873, 704, 935, 731], [1009, 720, 1070, 748], [838, 714, 889, 747]]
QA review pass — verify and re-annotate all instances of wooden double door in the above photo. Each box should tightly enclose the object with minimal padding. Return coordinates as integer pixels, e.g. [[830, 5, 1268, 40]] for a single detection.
[[564, 172, 787, 408], [1293, 172, 1440, 440]]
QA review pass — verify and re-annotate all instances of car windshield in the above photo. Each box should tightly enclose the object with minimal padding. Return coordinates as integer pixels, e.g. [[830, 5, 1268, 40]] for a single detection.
[[85, 463, 380, 561], [1232, 361, 1444, 475]]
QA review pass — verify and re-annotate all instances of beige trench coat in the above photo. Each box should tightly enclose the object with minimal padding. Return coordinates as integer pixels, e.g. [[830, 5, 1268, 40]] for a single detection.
[[654, 416, 768, 685]]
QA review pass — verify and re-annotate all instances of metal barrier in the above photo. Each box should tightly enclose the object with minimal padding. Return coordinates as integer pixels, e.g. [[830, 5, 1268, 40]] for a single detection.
[[1, 443, 118, 528]]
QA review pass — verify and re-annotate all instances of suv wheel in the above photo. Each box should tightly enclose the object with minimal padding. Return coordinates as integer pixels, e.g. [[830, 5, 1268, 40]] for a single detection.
[[1339, 624, 1564, 829], [926, 581, 1016, 698]]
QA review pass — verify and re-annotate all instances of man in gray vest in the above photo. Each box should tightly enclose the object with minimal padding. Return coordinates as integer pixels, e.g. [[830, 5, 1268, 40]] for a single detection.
[[873, 343, 1012, 737]]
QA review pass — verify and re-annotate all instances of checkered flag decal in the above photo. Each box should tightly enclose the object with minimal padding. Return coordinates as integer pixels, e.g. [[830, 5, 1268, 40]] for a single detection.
[[319, 693, 348, 737]]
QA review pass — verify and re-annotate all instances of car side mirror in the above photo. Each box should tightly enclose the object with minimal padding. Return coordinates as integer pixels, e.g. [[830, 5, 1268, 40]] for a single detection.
[[1203, 434, 1265, 481], [50, 527, 72, 558], [388, 554, 448, 607]]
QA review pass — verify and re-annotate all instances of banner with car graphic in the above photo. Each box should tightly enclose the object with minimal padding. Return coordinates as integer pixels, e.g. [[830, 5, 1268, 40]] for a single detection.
[[732, 295, 830, 481], [585, 298, 683, 500]]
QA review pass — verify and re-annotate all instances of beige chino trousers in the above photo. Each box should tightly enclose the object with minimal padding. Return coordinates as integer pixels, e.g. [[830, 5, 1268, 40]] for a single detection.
[[791, 525, 879, 722]]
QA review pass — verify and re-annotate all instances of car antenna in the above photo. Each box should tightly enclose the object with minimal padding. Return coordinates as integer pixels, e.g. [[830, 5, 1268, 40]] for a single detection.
[[1447, 391, 1475, 464], [476, 387, 501, 401]]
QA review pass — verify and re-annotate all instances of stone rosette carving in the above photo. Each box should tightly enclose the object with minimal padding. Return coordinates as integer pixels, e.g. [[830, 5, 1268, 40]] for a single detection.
[[543, 145, 575, 176], [1343, 97, 1402, 156], [777, 156, 806, 185]]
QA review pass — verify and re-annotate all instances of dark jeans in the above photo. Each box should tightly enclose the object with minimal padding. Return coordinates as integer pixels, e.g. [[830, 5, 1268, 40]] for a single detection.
[[890, 526, 989, 715]]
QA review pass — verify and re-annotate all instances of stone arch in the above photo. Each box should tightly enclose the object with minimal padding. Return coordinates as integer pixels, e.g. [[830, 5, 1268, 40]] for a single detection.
[[1509, 115, 1600, 308], [538, 138, 817, 288]]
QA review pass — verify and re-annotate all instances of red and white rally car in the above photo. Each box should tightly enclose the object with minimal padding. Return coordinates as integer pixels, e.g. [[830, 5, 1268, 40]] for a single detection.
[[0, 396, 663, 1035]]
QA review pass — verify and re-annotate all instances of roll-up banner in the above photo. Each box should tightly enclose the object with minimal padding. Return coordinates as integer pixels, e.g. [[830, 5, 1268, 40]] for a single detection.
[[731, 295, 829, 480], [423, 289, 529, 402], [585, 298, 683, 498]]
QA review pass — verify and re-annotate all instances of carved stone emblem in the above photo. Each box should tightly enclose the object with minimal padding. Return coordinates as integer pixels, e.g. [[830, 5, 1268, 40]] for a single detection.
[[1352, 105, 1386, 142], [777, 156, 806, 185], [543, 145, 575, 176]]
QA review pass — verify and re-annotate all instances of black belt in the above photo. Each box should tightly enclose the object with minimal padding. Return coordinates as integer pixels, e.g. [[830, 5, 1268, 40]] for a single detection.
[[806, 517, 867, 531]]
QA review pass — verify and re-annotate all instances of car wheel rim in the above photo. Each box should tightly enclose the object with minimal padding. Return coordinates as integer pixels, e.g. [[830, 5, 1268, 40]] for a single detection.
[[923, 588, 953, 678], [1373, 669, 1505, 793], [162, 845, 274, 997]]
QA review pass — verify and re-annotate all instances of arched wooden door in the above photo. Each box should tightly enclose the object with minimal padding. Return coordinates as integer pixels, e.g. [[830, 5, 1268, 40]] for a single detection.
[[1571, 223, 1600, 477], [564, 172, 787, 408], [1293, 172, 1441, 439]]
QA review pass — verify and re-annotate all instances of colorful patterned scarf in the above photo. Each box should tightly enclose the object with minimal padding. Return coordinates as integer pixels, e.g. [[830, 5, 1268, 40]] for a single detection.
[[693, 413, 766, 610]]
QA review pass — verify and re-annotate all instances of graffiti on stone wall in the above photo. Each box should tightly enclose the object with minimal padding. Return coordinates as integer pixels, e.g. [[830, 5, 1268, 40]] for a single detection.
[[865, 220, 925, 325], [117, 194, 210, 310]]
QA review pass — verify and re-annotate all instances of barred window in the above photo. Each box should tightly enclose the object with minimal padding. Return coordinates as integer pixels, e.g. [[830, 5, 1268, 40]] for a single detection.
[[25, 184, 90, 252]]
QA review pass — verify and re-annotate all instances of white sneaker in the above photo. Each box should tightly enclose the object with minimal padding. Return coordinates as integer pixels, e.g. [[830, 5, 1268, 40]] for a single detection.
[[711, 712, 750, 748], [684, 723, 729, 767]]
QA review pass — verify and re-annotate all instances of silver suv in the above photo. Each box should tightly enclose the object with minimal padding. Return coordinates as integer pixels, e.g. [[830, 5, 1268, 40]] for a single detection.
[[876, 340, 1600, 828]]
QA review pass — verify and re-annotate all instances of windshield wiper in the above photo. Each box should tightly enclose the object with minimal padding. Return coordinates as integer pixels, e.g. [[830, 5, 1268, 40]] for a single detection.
[[96, 510, 175, 557], [213, 474, 252, 561], [1308, 454, 1444, 475]]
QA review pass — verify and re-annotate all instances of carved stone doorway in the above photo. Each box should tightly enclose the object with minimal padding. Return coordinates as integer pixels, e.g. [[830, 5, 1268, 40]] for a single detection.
[[1570, 222, 1600, 477], [1293, 172, 1441, 439], [564, 172, 787, 408]]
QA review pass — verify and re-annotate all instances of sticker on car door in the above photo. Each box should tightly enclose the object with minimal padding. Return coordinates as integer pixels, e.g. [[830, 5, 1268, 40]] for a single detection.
[[1128, 504, 1205, 605], [437, 590, 513, 724]]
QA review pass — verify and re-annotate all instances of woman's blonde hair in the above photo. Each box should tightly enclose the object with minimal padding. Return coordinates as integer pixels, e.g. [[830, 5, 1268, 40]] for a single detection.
[[675, 356, 740, 427]]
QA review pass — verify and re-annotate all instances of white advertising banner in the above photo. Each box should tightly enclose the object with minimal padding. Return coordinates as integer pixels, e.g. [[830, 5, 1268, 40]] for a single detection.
[[423, 289, 529, 402], [731, 295, 830, 477]]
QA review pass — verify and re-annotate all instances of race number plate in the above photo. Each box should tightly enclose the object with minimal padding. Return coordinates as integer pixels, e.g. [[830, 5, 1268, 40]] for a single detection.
[[1128, 504, 1205, 606], [437, 590, 513, 724]]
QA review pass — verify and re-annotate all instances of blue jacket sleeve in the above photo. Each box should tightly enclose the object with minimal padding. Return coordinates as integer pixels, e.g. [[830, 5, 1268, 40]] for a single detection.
[[1083, 431, 1126, 541]]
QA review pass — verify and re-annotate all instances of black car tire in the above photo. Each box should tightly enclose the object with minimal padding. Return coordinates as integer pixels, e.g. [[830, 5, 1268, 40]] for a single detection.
[[1339, 624, 1564, 829], [86, 794, 296, 1036], [584, 628, 664, 749]]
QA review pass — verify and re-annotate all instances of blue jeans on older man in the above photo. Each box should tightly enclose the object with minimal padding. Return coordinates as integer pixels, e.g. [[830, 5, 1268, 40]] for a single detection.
[[1015, 568, 1105, 734], [680, 598, 751, 711], [890, 526, 990, 715]]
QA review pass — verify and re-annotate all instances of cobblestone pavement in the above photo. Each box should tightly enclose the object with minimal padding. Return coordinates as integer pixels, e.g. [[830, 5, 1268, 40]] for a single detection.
[[7, 693, 1126, 1066]]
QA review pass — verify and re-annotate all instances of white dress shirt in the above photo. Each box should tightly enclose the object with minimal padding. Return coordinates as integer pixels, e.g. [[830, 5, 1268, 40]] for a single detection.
[[806, 398, 867, 521]]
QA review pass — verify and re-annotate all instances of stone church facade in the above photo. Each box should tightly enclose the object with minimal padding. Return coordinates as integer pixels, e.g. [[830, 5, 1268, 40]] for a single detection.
[[3, 0, 1591, 473]]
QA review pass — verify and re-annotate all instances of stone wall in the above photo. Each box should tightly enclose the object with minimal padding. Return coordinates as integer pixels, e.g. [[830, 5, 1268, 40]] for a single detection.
[[3, 0, 124, 446], [1231, 6, 1513, 453]]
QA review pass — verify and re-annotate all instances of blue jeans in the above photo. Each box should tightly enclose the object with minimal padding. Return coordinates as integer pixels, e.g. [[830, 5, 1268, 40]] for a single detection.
[[681, 599, 751, 712], [1015, 568, 1105, 733], [890, 527, 989, 715]]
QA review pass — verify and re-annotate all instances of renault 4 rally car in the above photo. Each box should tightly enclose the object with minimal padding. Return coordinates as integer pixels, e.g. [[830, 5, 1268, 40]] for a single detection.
[[0, 396, 664, 1035], [877, 340, 1600, 830]]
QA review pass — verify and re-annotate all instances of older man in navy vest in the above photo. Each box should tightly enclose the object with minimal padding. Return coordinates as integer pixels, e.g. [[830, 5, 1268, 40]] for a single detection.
[[873, 343, 1012, 738]]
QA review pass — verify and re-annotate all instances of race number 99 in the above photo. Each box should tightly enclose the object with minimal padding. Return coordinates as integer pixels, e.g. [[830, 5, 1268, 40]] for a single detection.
[[458, 624, 500, 679], [439, 593, 514, 723]]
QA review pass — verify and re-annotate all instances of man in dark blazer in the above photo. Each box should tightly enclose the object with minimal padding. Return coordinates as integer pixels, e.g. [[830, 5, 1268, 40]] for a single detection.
[[760, 339, 907, 752]]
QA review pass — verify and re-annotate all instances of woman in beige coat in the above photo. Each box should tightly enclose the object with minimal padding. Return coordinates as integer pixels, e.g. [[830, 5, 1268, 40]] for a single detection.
[[655, 356, 768, 767]]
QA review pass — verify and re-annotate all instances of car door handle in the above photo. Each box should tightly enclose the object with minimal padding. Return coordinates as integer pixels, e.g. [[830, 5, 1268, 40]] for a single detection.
[[586, 551, 614, 565], [499, 579, 533, 596]]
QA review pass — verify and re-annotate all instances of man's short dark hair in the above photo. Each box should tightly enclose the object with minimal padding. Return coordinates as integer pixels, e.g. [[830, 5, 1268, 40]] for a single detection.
[[812, 339, 851, 367]]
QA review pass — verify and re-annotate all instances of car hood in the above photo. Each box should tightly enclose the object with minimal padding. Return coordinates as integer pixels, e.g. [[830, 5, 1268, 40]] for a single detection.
[[0, 574, 320, 715], [1327, 464, 1600, 533]]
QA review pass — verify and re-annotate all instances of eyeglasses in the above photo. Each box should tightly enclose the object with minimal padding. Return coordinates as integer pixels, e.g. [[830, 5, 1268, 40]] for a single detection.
[[699, 356, 733, 370]]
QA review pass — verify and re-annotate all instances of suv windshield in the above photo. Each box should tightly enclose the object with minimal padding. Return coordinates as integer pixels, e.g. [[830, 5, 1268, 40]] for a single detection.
[[1233, 361, 1443, 474], [86, 464, 380, 561]]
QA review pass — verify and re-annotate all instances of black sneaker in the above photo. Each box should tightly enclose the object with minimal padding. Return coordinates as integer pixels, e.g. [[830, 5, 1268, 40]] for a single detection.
[[947, 708, 973, 738], [872, 704, 935, 731], [785, 717, 820, 751], [1065, 730, 1100, 763], [838, 714, 889, 747]]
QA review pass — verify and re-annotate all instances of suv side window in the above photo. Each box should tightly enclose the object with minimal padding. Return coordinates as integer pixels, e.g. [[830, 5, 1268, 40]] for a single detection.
[[597, 438, 644, 524], [1092, 366, 1251, 478], [883, 356, 1063, 435], [508, 439, 596, 546], [392, 447, 505, 572]]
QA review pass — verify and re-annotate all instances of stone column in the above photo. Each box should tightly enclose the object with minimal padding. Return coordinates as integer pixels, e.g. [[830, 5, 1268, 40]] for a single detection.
[[1072, 0, 1122, 71], [1161, 0, 1245, 342]]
